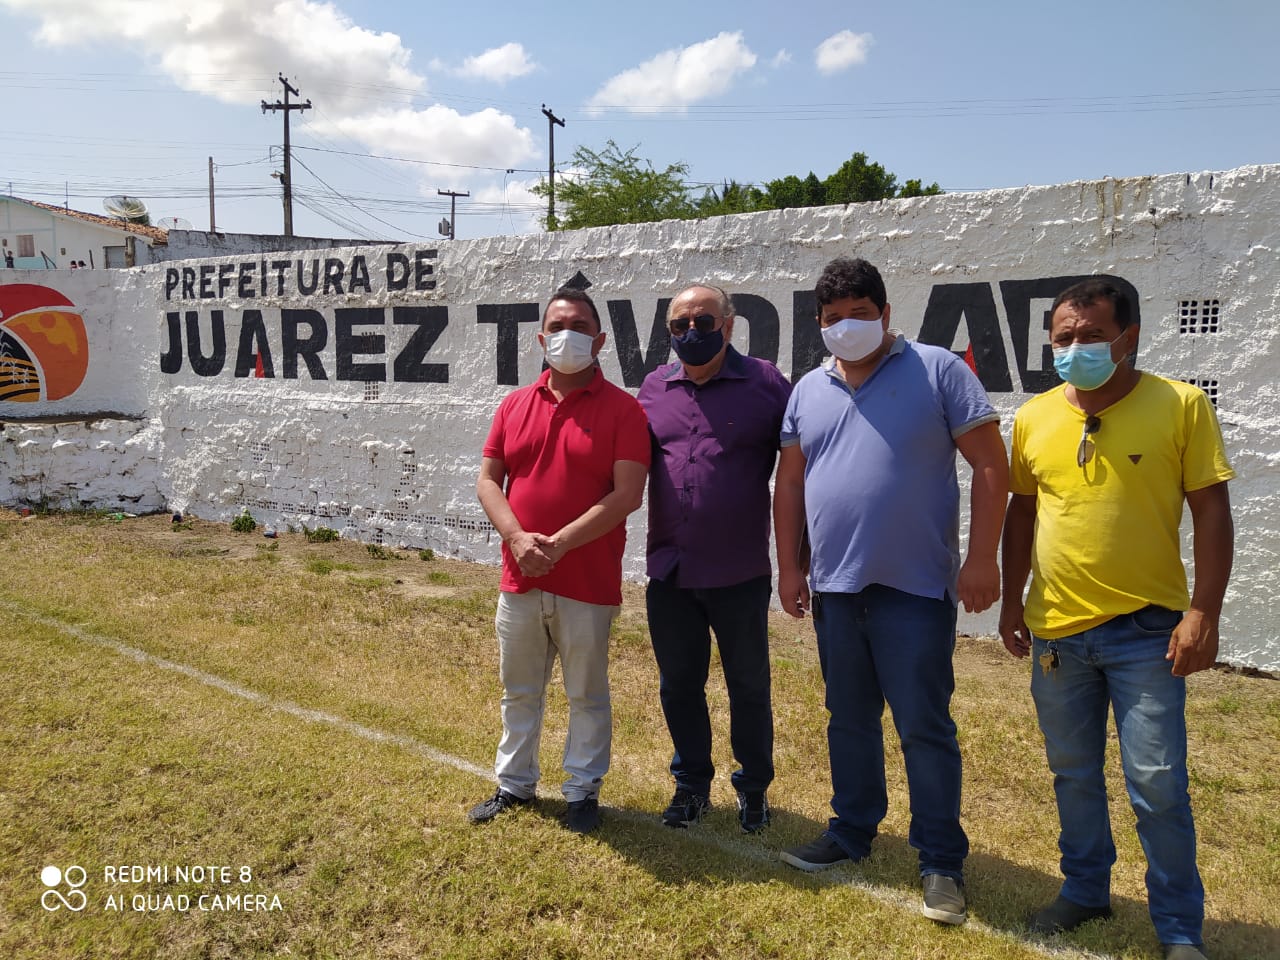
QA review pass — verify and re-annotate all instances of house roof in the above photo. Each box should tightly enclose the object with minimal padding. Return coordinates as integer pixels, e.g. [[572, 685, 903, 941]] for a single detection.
[[5, 196, 169, 244]]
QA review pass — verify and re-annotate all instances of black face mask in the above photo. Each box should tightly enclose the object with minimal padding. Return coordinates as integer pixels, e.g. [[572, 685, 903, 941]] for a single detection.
[[671, 326, 724, 367]]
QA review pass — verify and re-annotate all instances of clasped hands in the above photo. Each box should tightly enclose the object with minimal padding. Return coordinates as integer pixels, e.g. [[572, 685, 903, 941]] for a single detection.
[[507, 530, 567, 577]]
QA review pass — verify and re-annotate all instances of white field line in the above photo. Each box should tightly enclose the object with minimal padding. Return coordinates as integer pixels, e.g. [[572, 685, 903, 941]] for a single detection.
[[9, 600, 1115, 960]]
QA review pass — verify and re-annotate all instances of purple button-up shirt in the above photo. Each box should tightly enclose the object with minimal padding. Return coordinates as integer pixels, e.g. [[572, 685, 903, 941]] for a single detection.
[[637, 346, 792, 588]]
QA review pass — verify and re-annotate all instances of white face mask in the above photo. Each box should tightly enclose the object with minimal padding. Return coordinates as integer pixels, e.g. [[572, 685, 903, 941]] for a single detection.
[[541, 328, 597, 374], [821, 317, 884, 362]]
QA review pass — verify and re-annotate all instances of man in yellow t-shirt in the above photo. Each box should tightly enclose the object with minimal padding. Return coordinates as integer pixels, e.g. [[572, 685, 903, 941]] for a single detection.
[[999, 279, 1234, 960]]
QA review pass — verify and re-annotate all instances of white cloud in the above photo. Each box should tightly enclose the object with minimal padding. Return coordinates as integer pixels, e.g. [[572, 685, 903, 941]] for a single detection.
[[473, 176, 544, 236], [770, 49, 792, 69], [458, 42, 536, 83], [1, 0, 536, 166], [815, 30, 874, 75], [586, 31, 757, 112], [9, 0, 422, 112], [314, 106, 537, 169]]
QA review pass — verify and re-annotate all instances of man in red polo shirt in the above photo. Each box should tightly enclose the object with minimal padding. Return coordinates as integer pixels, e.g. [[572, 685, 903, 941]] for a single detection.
[[470, 287, 650, 834]]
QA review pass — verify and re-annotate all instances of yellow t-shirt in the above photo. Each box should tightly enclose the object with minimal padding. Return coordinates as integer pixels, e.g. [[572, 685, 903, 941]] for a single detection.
[[1010, 373, 1234, 639]]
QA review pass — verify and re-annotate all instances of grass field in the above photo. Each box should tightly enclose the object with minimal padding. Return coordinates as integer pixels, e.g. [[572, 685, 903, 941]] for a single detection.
[[0, 512, 1275, 960]]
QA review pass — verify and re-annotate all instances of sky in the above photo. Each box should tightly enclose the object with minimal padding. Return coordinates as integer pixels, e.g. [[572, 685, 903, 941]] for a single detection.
[[2, 0, 1277, 242]]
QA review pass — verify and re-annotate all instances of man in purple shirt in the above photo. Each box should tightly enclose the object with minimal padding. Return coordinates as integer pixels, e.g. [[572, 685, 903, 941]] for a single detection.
[[637, 283, 792, 833]]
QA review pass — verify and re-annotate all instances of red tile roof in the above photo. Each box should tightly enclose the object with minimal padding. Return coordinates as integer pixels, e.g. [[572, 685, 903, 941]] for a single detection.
[[8, 196, 169, 243]]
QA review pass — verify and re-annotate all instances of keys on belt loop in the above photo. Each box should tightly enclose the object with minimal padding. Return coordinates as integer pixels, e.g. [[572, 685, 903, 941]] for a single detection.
[[1039, 641, 1060, 677]]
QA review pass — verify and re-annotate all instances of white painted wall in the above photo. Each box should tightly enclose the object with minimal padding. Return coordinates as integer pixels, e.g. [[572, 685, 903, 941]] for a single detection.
[[1, 418, 162, 511], [1, 165, 1276, 668], [157, 229, 386, 262]]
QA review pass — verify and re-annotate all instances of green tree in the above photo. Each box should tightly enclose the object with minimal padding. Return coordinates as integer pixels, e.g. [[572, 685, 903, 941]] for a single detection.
[[822, 152, 898, 204], [530, 142, 943, 230], [532, 140, 694, 230], [898, 178, 944, 198], [765, 154, 942, 208], [763, 172, 827, 209], [694, 180, 770, 218]]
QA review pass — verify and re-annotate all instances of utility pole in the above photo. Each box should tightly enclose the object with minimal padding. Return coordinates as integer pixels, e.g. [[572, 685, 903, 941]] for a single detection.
[[208, 157, 217, 233], [541, 104, 565, 230], [261, 74, 312, 237], [437, 189, 469, 240]]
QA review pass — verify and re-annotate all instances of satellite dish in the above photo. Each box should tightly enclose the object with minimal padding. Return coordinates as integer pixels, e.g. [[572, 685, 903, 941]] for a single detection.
[[156, 217, 194, 231], [103, 195, 150, 221]]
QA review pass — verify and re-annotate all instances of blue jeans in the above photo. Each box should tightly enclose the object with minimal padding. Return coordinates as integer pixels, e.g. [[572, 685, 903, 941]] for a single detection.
[[812, 584, 967, 879], [646, 575, 774, 795], [1031, 606, 1203, 946]]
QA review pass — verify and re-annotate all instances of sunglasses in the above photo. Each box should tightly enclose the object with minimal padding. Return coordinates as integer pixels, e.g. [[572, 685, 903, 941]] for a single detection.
[[668, 313, 720, 336], [1077, 415, 1102, 469]]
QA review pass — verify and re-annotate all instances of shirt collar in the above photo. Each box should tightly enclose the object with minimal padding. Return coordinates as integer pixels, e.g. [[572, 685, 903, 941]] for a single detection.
[[536, 364, 605, 396], [661, 344, 750, 383]]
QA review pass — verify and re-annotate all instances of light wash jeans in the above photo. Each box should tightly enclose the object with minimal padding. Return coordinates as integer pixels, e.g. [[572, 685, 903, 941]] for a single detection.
[[1031, 605, 1203, 947], [494, 589, 618, 802]]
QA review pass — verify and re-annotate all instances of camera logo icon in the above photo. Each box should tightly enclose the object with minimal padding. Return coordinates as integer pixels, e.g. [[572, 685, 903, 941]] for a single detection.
[[40, 865, 87, 912]]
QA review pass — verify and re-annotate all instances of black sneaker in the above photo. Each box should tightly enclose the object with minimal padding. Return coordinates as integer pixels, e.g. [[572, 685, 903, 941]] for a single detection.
[[1027, 894, 1112, 935], [780, 833, 852, 871], [736, 790, 770, 833], [661, 788, 710, 828], [562, 796, 600, 834], [467, 788, 531, 824]]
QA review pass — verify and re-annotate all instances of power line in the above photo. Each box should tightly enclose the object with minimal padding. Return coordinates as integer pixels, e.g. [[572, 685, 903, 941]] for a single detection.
[[0, 70, 545, 112], [292, 194, 378, 240], [290, 154, 433, 241], [6, 67, 1278, 124], [298, 110, 426, 195], [12, 67, 1276, 117], [0, 130, 267, 150], [4, 173, 542, 215], [579, 88, 1280, 122], [293, 143, 541, 175]]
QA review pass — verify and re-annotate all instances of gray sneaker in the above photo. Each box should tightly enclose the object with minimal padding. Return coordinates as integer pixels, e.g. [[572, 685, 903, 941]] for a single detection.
[[921, 874, 966, 924], [1162, 945, 1209, 960]]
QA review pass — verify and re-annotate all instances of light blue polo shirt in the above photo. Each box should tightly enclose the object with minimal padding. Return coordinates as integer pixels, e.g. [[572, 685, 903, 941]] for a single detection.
[[780, 335, 999, 602]]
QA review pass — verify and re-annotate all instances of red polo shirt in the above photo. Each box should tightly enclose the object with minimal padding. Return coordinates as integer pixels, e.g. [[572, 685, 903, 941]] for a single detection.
[[482, 366, 650, 605]]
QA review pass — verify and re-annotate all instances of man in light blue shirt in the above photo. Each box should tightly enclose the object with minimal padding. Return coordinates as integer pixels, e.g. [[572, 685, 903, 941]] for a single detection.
[[774, 257, 1008, 926]]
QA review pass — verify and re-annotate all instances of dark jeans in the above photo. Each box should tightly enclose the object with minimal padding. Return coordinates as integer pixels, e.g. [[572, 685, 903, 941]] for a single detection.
[[646, 574, 774, 795], [813, 584, 968, 879]]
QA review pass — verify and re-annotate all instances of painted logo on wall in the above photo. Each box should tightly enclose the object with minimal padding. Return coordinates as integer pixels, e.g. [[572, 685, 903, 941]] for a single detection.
[[0, 284, 90, 402]]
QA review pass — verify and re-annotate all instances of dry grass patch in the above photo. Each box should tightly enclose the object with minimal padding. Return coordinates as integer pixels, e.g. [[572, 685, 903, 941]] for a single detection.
[[0, 511, 1275, 959]]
